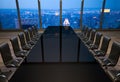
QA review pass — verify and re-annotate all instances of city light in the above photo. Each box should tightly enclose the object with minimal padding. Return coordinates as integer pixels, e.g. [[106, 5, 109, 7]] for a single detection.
[[101, 9, 110, 13], [55, 11, 59, 16]]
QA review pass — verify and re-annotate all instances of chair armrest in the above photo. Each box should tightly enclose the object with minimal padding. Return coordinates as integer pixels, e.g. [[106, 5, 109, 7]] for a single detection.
[[0, 74, 6, 78], [6, 64, 16, 67]]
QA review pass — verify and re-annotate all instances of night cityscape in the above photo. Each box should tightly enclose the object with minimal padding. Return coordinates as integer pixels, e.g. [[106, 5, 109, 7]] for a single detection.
[[0, 9, 120, 29]]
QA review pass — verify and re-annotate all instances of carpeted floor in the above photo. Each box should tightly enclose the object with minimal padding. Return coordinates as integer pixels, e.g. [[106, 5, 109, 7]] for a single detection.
[[10, 63, 112, 82]]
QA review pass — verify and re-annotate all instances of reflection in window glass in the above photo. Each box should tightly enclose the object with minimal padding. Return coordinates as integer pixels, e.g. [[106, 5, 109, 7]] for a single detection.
[[18, 0, 39, 29], [0, 0, 18, 30], [62, 0, 81, 29], [83, 0, 102, 29], [102, 0, 120, 29], [41, 0, 60, 28]]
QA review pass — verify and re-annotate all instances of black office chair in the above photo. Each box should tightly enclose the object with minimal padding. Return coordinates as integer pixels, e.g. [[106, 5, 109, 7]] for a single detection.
[[0, 43, 23, 67], [28, 28, 38, 41], [28, 28, 33, 38], [82, 28, 92, 42], [107, 68, 120, 82], [0, 69, 13, 80], [31, 26, 41, 37], [83, 26, 88, 37], [24, 30, 35, 45], [85, 29, 96, 45], [97, 41, 120, 66], [78, 26, 87, 37], [93, 36, 111, 56], [10, 37, 28, 58], [89, 32, 102, 50], [18, 32, 31, 50], [0, 77, 6, 82]]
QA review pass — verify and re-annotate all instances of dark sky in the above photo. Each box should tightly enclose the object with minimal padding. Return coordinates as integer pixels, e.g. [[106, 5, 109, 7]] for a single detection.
[[0, 0, 120, 10], [105, 0, 120, 9], [84, 0, 103, 9]]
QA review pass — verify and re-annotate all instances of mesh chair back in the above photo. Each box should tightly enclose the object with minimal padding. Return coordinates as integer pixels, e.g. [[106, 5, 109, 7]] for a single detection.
[[108, 41, 120, 64], [10, 37, 21, 54], [94, 32, 102, 48], [89, 29, 96, 44], [24, 30, 31, 42], [0, 43, 13, 65], [84, 27, 88, 37], [81, 26, 87, 33], [28, 28, 34, 39], [31, 26, 36, 36], [100, 36, 111, 54], [86, 28, 92, 38], [18, 32, 26, 47]]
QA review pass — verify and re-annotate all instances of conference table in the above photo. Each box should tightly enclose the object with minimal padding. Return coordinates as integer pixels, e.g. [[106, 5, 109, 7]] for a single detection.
[[27, 26, 94, 63]]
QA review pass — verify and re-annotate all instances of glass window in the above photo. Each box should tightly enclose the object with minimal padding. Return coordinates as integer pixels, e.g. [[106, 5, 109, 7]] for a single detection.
[[102, 0, 120, 29], [18, 0, 39, 29], [0, 0, 18, 30], [83, 0, 103, 29], [41, 0, 60, 29], [62, 0, 81, 29]]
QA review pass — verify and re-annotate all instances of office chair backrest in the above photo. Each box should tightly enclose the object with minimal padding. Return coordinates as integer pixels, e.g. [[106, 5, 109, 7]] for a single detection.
[[34, 26, 38, 33], [89, 29, 96, 43], [28, 28, 33, 39], [108, 41, 120, 65], [94, 32, 102, 48], [31, 26, 38, 35], [24, 30, 31, 42], [0, 43, 13, 65], [86, 28, 92, 38], [84, 27, 88, 36], [18, 32, 26, 47], [31, 26, 36, 36], [10, 37, 21, 54], [81, 26, 86, 33], [100, 36, 111, 54]]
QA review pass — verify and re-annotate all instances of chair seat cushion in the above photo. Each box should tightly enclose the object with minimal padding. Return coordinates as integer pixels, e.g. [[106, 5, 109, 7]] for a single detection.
[[94, 50, 105, 56], [6, 58, 23, 67], [97, 58, 115, 66], [107, 70, 120, 82]]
